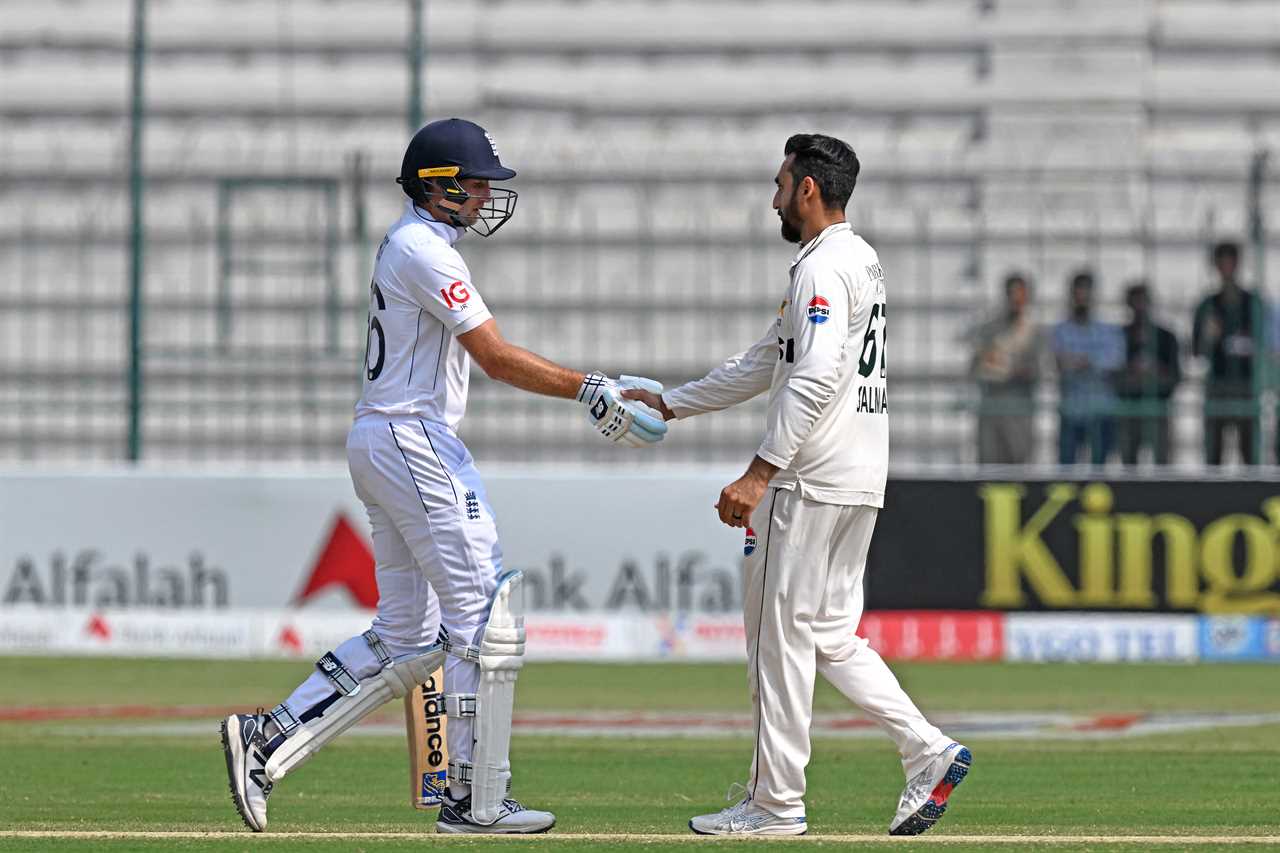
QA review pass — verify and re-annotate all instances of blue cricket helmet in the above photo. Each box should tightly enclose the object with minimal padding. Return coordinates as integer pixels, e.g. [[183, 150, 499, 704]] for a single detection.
[[397, 118, 518, 237]]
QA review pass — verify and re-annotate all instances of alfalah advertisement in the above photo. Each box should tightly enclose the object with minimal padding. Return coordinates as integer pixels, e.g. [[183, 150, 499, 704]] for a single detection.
[[2, 472, 1279, 661]]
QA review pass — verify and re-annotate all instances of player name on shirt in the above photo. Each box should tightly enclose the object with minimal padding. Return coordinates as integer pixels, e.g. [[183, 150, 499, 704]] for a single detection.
[[856, 385, 888, 414]]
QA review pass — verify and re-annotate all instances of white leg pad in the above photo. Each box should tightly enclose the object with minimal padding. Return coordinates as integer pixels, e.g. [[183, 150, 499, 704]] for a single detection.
[[448, 570, 525, 825], [264, 640, 446, 782]]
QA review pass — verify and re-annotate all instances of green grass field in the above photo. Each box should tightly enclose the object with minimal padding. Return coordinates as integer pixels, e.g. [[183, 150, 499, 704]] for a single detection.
[[1, 658, 1277, 852]]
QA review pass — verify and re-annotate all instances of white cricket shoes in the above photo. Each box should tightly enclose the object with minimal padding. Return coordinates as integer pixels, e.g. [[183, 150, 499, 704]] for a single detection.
[[889, 741, 973, 836], [689, 795, 807, 836], [435, 792, 556, 834], [220, 711, 274, 832]]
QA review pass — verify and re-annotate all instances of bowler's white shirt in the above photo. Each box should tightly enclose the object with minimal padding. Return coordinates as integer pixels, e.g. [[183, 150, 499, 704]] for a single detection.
[[665, 223, 889, 507]]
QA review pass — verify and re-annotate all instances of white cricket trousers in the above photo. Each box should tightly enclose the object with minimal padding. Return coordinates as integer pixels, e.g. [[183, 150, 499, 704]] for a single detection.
[[744, 487, 952, 819], [280, 414, 501, 782]]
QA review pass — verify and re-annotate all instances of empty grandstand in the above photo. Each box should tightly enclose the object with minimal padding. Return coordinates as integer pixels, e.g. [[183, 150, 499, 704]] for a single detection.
[[1, 0, 1277, 466]]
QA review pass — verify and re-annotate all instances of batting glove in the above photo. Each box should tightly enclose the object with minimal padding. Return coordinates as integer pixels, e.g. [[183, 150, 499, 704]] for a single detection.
[[577, 371, 668, 448]]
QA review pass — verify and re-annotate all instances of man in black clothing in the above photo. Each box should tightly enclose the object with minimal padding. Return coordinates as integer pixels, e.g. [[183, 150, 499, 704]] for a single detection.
[[1191, 241, 1265, 465], [1115, 282, 1181, 465]]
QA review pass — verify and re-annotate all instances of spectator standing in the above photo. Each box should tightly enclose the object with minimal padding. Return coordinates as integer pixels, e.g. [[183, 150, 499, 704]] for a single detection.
[[1115, 282, 1181, 465], [1052, 271, 1124, 465], [969, 273, 1041, 464], [1192, 241, 1264, 465]]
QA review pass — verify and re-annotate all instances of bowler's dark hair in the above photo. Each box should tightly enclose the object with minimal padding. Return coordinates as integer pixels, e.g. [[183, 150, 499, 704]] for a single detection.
[[784, 134, 860, 211]]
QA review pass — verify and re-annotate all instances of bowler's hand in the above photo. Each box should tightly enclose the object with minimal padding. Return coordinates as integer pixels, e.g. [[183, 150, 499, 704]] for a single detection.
[[715, 456, 779, 529], [621, 388, 676, 421]]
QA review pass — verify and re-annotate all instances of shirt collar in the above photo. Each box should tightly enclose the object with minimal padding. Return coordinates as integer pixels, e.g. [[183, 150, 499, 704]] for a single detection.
[[790, 221, 852, 269], [408, 201, 466, 246]]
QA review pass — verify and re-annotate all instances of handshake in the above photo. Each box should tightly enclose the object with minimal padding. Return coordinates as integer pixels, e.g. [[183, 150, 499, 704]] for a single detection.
[[576, 371, 673, 448]]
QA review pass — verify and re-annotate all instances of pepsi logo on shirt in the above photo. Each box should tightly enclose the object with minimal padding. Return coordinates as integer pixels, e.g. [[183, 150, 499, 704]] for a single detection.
[[807, 296, 830, 325]]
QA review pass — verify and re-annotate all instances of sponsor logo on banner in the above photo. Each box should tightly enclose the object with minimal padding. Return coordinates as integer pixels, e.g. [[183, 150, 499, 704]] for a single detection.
[[857, 611, 1004, 661], [807, 296, 830, 325], [525, 621, 609, 650], [277, 626, 304, 655], [85, 614, 112, 641], [292, 515, 377, 608], [868, 479, 1280, 614], [1006, 613, 1198, 662], [1199, 616, 1280, 661], [1267, 619, 1280, 656], [2, 551, 229, 608], [681, 616, 747, 659]]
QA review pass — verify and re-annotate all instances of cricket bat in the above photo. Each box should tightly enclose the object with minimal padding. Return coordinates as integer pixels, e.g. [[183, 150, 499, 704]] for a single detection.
[[404, 666, 448, 808]]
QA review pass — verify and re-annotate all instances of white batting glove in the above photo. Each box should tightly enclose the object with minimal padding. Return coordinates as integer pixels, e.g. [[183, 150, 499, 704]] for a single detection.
[[577, 372, 668, 448]]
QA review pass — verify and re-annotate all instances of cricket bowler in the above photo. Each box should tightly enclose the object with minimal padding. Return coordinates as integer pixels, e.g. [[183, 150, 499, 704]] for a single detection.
[[625, 133, 971, 837], [221, 117, 667, 834]]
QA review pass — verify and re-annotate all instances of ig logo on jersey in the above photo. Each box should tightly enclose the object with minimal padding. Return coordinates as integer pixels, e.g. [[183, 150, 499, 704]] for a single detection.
[[439, 280, 471, 310], [744, 527, 757, 556], [807, 296, 830, 325]]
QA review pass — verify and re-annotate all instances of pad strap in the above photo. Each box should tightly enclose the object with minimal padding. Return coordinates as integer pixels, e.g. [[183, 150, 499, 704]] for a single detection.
[[443, 637, 482, 663], [268, 703, 300, 738], [266, 642, 446, 782], [448, 759, 511, 792], [363, 630, 393, 666], [446, 693, 477, 718]]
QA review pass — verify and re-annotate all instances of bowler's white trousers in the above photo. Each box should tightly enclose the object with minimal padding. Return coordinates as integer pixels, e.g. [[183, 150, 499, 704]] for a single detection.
[[745, 487, 952, 818], [278, 414, 502, 776]]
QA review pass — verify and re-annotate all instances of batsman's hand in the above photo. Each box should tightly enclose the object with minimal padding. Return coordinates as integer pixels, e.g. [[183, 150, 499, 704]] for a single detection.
[[620, 386, 675, 421], [577, 371, 668, 448]]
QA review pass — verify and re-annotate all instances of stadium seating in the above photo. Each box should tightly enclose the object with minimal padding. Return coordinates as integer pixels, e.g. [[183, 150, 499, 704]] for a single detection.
[[1, 0, 1277, 465]]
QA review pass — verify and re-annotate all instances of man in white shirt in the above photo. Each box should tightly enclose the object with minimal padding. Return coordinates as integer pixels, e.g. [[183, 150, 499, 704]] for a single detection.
[[221, 118, 666, 835], [626, 134, 971, 837]]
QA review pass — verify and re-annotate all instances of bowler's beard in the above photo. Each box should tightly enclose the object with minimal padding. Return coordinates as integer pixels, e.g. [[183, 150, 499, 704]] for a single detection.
[[778, 201, 802, 244]]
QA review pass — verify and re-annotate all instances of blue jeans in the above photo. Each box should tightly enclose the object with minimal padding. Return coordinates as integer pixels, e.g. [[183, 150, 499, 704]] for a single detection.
[[1058, 415, 1115, 465]]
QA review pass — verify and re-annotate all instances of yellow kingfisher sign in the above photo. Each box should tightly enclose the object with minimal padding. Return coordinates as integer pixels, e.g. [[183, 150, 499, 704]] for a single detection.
[[867, 479, 1280, 614]]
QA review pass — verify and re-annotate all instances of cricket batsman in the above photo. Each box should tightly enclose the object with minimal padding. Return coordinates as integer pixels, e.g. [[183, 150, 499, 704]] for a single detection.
[[625, 133, 971, 836], [220, 118, 667, 834]]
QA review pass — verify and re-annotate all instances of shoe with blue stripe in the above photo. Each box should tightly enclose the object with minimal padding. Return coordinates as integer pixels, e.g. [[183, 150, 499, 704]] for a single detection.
[[436, 792, 555, 834], [889, 742, 972, 836]]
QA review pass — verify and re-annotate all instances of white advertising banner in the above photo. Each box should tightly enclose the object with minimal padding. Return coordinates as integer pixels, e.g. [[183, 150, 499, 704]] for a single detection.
[[0, 468, 743, 611], [0, 469, 750, 659], [0, 606, 751, 661], [1004, 613, 1199, 663]]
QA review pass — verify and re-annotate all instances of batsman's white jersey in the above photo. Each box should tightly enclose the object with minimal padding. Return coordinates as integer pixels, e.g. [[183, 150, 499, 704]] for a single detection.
[[666, 222, 952, 819], [356, 201, 493, 428], [275, 202, 507, 787]]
